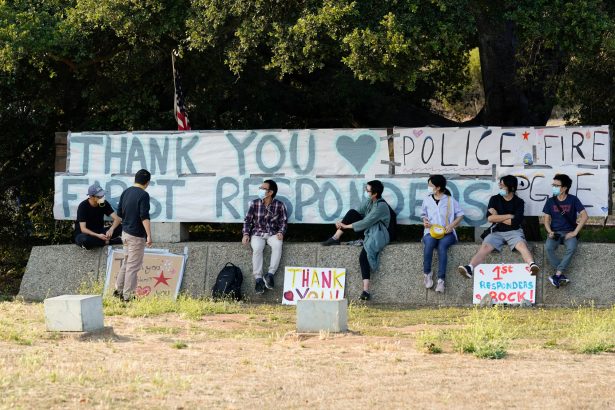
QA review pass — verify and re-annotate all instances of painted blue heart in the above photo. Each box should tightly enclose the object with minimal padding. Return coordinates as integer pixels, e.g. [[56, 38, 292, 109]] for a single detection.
[[336, 134, 377, 174]]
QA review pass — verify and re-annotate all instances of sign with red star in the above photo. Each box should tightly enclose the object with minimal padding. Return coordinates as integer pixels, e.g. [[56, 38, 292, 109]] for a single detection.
[[522, 131, 530, 140], [153, 271, 171, 287]]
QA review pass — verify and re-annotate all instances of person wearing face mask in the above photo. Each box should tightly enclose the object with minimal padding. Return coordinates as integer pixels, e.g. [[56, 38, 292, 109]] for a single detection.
[[542, 173, 588, 288], [458, 175, 540, 278], [74, 184, 122, 250], [321, 180, 390, 301], [421, 175, 464, 293], [242, 180, 288, 295]]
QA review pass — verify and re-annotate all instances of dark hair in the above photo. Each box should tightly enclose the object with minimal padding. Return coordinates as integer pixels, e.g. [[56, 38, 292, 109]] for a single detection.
[[367, 180, 384, 198], [428, 174, 452, 196], [500, 175, 518, 193], [135, 169, 151, 185], [554, 173, 572, 192], [263, 179, 278, 198]]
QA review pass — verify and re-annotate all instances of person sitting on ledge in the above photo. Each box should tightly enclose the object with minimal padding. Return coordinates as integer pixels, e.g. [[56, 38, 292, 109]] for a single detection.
[[74, 184, 122, 250], [242, 179, 288, 295], [458, 175, 540, 278], [321, 180, 390, 301], [542, 173, 588, 288]]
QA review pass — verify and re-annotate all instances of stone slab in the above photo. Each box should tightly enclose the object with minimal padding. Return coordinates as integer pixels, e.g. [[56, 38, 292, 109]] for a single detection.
[[151, 222, 189, 243], [296, 299, 348, 333], [44, 295, 104, 332]]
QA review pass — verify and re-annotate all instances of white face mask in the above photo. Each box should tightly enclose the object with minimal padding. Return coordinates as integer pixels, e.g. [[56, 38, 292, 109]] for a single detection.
[[364, 190, 372, 200], [97, 197, 105, 207], [258, 189, 267, 200], [428, 186, 435, 195]]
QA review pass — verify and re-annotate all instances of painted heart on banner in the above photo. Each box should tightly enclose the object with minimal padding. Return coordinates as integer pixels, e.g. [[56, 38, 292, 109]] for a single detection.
[[336, 134, 377, 174], [413, 129, 424, 137]]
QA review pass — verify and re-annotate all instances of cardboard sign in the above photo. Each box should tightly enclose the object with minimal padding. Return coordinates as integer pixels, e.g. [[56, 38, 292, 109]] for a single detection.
[[282, 266, 346, 305], [104, 247, 187, 300], [472, 263, 536, 305]]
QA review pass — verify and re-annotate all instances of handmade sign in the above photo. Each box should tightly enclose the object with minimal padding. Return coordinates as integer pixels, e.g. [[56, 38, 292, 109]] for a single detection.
[[282, 266, 346, 305], [104, 247, 187, 300], [472, 263, 536, 305]]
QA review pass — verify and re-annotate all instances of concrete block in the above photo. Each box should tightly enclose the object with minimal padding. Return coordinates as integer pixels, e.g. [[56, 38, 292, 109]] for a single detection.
[[151, 222, 189, 243], [296, 299, 348, 333], [44, 295, 104, 332]]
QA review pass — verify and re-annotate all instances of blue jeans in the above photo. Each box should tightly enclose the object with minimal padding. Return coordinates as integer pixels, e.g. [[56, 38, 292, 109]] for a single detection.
[[545, 232, 578, 273], [423, 233, 457, 279]]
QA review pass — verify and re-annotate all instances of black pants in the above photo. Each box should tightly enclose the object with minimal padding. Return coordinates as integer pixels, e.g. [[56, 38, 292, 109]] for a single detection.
[[342, 209, 371, 280], [75, 225, 123, 249]]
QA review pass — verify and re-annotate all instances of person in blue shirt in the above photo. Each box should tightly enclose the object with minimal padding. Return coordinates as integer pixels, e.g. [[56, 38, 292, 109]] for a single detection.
[[420, 175, 464, 293], [542, 173, 588, 288]]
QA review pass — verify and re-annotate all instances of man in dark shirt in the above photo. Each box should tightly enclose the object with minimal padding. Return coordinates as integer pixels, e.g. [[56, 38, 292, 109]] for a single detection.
[[458, 175, 540, 278], [542, 173, 588, 288], [74, 184, 122, 249], [114, 169, 153, 302]]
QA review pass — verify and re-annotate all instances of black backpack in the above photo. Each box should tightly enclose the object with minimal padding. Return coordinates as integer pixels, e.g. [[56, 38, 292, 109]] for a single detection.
[[378, 199, 398, 241], [212, 262, 243, 300]]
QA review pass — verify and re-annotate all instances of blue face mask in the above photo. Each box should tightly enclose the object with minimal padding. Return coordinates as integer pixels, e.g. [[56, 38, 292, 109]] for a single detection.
[[498, 188, 507, 196], [258, 189, 267, 200], [364, 191, 372, 200], [552, 186, 561, 196]]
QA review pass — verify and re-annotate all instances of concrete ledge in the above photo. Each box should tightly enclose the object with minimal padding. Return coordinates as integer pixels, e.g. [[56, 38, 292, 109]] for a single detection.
[[18, 242, 615, 306]]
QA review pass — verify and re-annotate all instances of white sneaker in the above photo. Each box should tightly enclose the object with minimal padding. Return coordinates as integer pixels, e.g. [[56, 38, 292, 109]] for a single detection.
[[435, 279, 445, 293], [424, 272, 433, 289]]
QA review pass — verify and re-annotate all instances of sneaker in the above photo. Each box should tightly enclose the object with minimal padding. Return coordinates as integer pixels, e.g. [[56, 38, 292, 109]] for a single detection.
[[359, 291, 371, 301], [345, 239, 364, 246], [548, 274, 560, 289], [321, 237, 341, 246], [122, 295, 136, 303], [435, 279, 445, 293], [424, 272, 434, 289], [263, 273, 274, 290], [254, 278, 265, 294], [80, 244, 89, 250], [112, 290, 123, 300], [558, 274, 570, 286], [458, 265, 473, 278], [529, 262, 540, 275]]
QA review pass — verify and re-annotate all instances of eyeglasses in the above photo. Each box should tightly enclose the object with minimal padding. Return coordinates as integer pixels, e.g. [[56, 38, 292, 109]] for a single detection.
[[551, 184, 562, 188], [259, 187, 270, 191]]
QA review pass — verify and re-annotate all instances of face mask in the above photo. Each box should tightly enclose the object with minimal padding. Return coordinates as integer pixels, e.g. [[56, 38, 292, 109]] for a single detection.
[[364, 191, 372, 200], [498, 188, 507, 197], [552, 187, 561, 196], [428, 187, 435, 195], [97, 197, 105, 207], [258, 189, 267, 200]]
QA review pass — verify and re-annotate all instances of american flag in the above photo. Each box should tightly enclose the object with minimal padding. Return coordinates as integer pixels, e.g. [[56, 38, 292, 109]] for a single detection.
[[172, 52, 191, 131]]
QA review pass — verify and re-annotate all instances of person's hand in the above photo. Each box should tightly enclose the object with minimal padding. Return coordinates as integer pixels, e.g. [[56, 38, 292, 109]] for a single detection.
[[445, 225, 453, 234], [423, 219, 431, 228], [242, 234, 250, 246], [547, 231, 555, 239], [276, 233, 284, 240], [503, 219, 512, 225], [96, 233, 107, 241], [105, 228, 114, 239], [335, 220, 343, 230], [488, 208, 498, 215], [340, 223, 350, 230], [565, 232, 577, 240], [146, 235, 152, 247]]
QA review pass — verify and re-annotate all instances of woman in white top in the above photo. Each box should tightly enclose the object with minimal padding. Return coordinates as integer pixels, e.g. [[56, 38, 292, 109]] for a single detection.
[[420, 175, 464, 292]]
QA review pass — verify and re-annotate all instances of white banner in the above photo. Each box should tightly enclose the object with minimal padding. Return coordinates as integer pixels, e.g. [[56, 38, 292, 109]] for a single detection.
[[282, 266, 346, 305], [473, 263, 537, 305]]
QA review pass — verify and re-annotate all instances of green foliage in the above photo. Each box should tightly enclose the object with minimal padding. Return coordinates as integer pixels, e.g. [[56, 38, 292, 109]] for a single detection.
[[452, 307, 510, 359]]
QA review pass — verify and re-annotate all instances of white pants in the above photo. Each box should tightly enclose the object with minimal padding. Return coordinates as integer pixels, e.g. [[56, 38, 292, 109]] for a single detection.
[[250, 234, 283, 278]]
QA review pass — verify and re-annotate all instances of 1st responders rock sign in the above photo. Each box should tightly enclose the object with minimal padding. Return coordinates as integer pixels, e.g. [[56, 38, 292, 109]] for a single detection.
[[282, 266, 346, 305], [54, 126, 611, 225], [473, 263, 536, 305]]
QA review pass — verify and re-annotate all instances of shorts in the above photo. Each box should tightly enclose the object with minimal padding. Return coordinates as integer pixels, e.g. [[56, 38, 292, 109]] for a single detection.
[[483, 229, 526, 252]]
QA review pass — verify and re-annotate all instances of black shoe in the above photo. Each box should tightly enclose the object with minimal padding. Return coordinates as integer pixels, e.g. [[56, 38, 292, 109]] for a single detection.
[[359, 291, 371, 301], [548, 274, 560, 289], [122, 295, 136, 303], [321, 237, 340, 246], [255, 278, 265, 294], [264, 273, 274, 290], [458, 265, 473, 278], [529, 262, 540, 275], [112, 290, 123, 300], [558, 274, 570, 286]]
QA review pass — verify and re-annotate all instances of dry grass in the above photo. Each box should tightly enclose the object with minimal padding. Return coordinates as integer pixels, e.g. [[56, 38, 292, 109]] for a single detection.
[[1, 300, 614, 409]]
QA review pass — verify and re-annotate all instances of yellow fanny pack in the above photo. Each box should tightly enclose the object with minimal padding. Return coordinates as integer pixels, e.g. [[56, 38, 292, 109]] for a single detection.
[[429, 197, 451, 239]]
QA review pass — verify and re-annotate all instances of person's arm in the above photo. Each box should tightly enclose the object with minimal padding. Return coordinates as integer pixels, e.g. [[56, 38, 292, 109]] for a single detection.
[[276, 202, 288, 240], [139, 194, 152, 246], [568, 209, 588, 239], [510, 197, 524, 227], [105, 212, 122, 239], [242, 202, 255, 244], [543, 213, 554, 237], [487, 213, 514, 223], [79, 222, 107, 241], [446, 198, 465, 232], [421, 198, 430, 228], [142, 218, 152, 246], [349, 201, 388, 231]]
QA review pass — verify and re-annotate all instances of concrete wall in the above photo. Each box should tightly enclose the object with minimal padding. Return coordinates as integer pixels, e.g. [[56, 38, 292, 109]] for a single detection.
[[18, 242, 615, 306]]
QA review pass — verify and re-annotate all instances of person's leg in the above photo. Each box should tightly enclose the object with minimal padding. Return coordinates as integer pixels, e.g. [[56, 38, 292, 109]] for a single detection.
[[75, 233, 106, 249], [105, 224, 123, 245], [557, 236, 578, 274], [250, 235, 266, 279], [266, 234, 283, 274], [327, 209, 363, 241], [422, 234, 437, 274], [114, 232, 129, 295], [359, 248, 371, 297], [436, 233, 457, 280], [469, 243, 495, 267], [122, 233, 146, 300], [545, 236, 561, 271], [513, 239, 540, 275]]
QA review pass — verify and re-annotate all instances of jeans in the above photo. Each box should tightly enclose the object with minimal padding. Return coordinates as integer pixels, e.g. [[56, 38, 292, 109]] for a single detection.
[[545, 231, 578, 273], [250, 234, 283, 278], [115, 231, 146, 299], [423, 233, 457, 279]]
